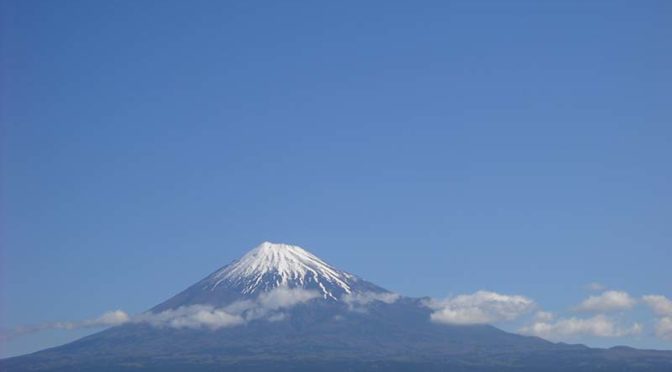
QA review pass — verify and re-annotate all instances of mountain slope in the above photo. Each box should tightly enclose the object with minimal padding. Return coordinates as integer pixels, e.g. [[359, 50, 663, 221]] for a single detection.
[[207, 242, 359, 298], [152, 241, 387, 311], [3, 242, 672, 372]]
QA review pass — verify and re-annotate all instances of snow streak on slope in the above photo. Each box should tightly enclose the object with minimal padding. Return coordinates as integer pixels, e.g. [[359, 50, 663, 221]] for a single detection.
[[208, 242, 355, 299]]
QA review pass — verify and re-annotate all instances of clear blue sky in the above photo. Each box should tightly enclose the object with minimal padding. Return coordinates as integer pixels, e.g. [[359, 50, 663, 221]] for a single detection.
[[1, 0, 670, 357]]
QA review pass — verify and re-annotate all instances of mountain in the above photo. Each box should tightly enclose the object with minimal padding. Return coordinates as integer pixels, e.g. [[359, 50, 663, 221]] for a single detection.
[[152, 241, 387, 311], [2, 242, 672, 372]]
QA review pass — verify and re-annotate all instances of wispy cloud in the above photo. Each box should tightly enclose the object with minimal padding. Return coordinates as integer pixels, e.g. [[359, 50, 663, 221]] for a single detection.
[[642, 295, 672, 316], [575, 291, 636, 313], [257, 287, 320, 310], [1, 310, 130, 340], [520, 314, 642, 340], [5, 287, 669, 345], [642, 294, 672, 341], [520, 290, 642, 341], [1, 288, 319, 340], [141, 287, 320, 327], [136, 305, 245, 330], [224, 287, 320, 321], [423, 290, 535, 325], [534, 311, 554, 322], [342, 291, 400, 311], [653, 317, 672, 341]]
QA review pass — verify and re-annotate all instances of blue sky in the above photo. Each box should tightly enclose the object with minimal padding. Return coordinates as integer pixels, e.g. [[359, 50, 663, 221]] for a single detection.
[[1, 0, 671, 357]]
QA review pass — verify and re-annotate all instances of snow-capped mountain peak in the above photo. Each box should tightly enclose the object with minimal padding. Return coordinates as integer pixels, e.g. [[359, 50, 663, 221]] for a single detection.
[[206, 242, 357, 299]]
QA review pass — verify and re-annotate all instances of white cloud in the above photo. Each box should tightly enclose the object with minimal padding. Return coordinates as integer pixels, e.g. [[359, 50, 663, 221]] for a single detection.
[[520, 314, 642, 340], [343, 291, 400, 305], [576, 291, 636, 312], [1, 310, 131, 340], [138, 305, 245, 330], [266, 313, 287, 322], [342, 291, 400, 311], [642, 295, 672, 316], [641, 295, 672, 341], [87, 310, 131, 326], [3, 287, 319, 339], [257, 287, 320, 310], [233, 287, 320, 321], [534, 311, 554, 322], [424, 290, 535, 325], [138, 287, 319, 329], [654, 317, 672, 341]]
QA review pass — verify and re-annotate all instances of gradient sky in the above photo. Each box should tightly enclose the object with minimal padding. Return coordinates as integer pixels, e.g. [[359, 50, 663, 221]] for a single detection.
[[1, 0, 671, 358]]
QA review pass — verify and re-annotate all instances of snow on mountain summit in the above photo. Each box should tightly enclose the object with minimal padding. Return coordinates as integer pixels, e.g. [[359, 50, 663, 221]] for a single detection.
[[151, 241, 391, 311], [206, 242, 359, 299]]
